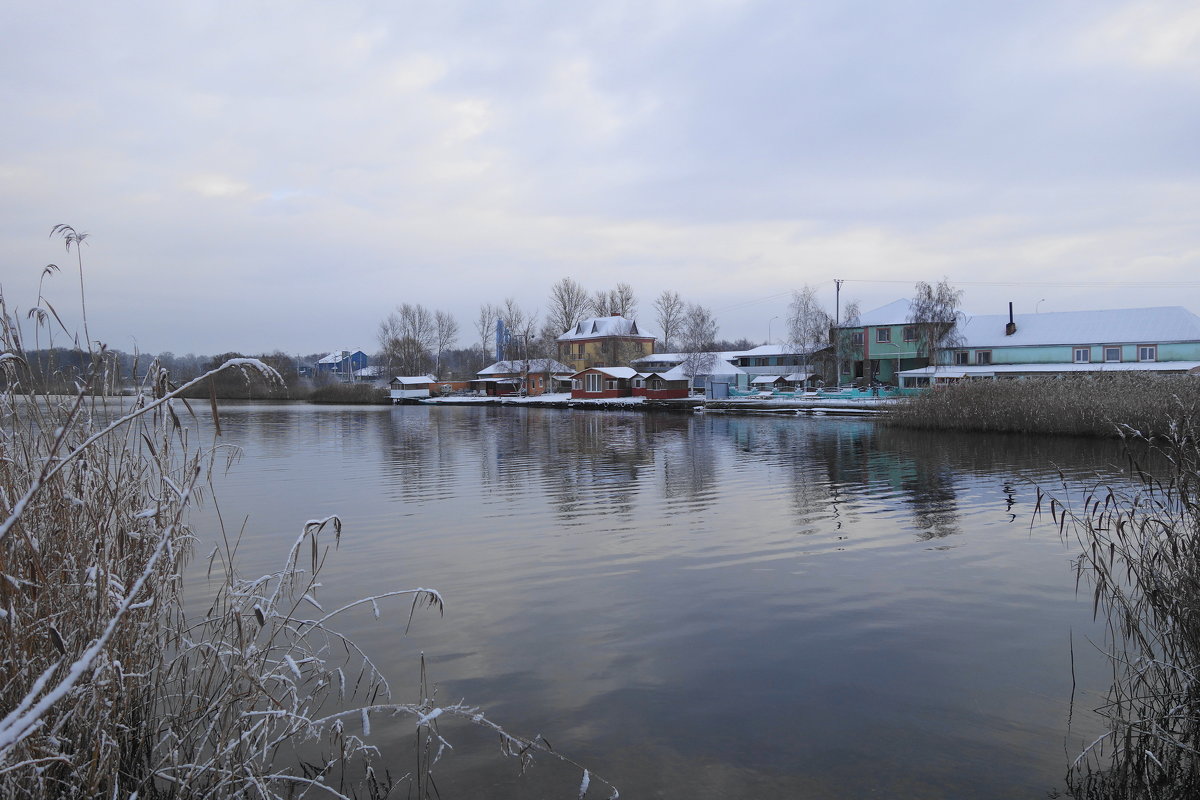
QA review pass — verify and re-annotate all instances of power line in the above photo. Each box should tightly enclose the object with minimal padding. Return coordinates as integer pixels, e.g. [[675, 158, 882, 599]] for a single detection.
[[839, 278, 1200, 288]]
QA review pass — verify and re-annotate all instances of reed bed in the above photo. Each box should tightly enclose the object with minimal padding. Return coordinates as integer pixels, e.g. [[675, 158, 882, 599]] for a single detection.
[[887, 373, 1200, 438], [1, 253, 612, 797], [1045, 417, 1200, 798]]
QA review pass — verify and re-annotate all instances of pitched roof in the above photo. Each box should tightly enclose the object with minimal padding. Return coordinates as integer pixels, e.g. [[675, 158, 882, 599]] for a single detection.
[[643, 365, 691, 381], [556, 316, 648, 341], [572, 366, 639, 379], [478, 358, 573, 375], [959, 306, 1200, 348], [390, 374, 437, 385], [846, 299, 914, 328]]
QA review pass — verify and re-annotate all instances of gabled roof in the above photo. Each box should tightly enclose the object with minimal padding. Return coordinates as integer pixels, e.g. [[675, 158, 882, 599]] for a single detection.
[[643, 365, 691, 381], [556, 315, 648, 342], [958, 307, 1200, 348], [571, 366, 639, 379], [844, 299, 914, 328], [478, 358, 573, 375], [390, 374, 437, 385], [319, 349, 365, 364], [632, 350, 744, 365]]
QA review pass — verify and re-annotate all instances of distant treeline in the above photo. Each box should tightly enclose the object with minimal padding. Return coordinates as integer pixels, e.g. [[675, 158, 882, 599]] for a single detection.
[[10, 348, 328, 400], [886, 373, 1200, 438]]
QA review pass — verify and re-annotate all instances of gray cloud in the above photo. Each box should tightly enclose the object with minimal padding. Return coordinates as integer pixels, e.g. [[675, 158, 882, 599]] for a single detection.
[[2, 0, 1198, 354]]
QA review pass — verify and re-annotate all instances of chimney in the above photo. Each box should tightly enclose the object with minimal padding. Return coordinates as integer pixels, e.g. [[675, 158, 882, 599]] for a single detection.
[[1005, 302, 1017, 336]]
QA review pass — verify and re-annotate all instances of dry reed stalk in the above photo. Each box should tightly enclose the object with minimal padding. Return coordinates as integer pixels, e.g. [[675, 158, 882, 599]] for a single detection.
[[887, 373, 1200, 438], [0, 240, 615, 799], [1043, 413, 1200, 798]]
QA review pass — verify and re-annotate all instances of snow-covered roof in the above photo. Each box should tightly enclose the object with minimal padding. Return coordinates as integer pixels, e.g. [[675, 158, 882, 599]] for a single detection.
[[643, 365, 691, 381], [751, 375, 787, 384], [319, 350, 354, 364], [556, 315, 648, 342], [354, 366, 383, 378], [734, 344, 801, 357], [957, 307, 1200, 348], [784, 372, 814, 382], [842, 299, 913, 328], [572, 366, 639, 379], [632, 350, 743, 365], [900, 361, 1200, 377], [478, 358, 573, 375], [390, 374, 438, 385]]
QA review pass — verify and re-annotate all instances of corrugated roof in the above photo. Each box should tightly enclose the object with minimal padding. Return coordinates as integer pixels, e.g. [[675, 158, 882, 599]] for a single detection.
[[960, 307, 1200, 347]]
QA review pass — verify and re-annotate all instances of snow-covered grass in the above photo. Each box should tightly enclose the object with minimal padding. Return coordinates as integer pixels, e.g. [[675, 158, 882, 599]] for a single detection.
[[0, 257, 615, 797]]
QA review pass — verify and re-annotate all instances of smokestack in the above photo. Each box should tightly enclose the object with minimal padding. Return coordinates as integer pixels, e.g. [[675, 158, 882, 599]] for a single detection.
[[1005, 302, 1017, 336]]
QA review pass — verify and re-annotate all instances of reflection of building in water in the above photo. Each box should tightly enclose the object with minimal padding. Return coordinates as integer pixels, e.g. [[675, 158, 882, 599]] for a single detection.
[[543, 413, 656, 522]]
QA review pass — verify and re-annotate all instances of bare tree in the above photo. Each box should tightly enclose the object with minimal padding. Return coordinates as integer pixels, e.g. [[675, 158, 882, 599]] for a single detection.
[[679, 303, 719, 380], [378, 303, 436, 375], [589, 283, 638, 319], [433, 310, 459, 379], [907, 278, 964, 367], [786, 285, 833, 375], [835, 299, 863, 385], [546, 277, 590, 336], [475, 303, 501, 365], [588, 289, 612, 318], [499, 297, 538, 363], [653, 290, 685, 353], [610, 282, 637, 319]]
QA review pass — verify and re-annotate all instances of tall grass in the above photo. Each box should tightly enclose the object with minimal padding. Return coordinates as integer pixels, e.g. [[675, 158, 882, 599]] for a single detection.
[[1045, 417, 1200, 798], [887, 374, 1200, 438], [0, 243, 614, 797]]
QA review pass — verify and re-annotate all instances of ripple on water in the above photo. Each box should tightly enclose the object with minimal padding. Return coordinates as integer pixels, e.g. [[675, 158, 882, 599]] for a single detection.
[[185, 404, 1117, 800]]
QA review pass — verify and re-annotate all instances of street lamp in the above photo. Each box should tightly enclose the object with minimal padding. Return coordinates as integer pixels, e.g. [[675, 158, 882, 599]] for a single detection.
[[768, 316, 779, 345], [1036, 298, 1046, 313]]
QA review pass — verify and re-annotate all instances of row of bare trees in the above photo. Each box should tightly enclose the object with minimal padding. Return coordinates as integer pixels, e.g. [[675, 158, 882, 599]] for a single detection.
[[376, 277, 962, 382], [377, 304, 460, 377]]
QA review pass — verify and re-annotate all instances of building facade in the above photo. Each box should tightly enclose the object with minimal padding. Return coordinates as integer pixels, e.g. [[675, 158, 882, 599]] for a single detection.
[[556, 316, 655, 372], [898, 306, 1200, 387]]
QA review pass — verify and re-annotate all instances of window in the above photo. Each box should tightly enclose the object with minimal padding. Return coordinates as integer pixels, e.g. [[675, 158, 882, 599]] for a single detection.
[[571, 379, 581, 390], [585, 373, 602, 392], [606, 380, 617, 391], [976, 350, 992, 365], [1104, 347, 1121, 363], [876, 328, 892, 344], [1073, 347, 1090, 363], [954, 351, 969, 366], [903, 326, 917, 342], [650, 379, 663, 391], [851, 331, 864, 346], [1138, 345, 1157, 362]]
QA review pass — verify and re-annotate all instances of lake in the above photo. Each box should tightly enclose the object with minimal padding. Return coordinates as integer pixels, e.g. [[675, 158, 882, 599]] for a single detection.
[[188, 402, 1122, 799]]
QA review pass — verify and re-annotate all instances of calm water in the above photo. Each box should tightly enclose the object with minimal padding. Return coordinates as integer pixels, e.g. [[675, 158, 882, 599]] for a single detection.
[[187, 403, 1123, 799]]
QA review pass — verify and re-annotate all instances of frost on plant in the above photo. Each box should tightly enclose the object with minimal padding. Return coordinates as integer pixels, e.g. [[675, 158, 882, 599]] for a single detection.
[[0, 240, 615, 799]]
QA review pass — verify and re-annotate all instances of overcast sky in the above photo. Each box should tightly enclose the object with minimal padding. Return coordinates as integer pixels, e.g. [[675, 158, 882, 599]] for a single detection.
[[2, 0, 1198, 357]]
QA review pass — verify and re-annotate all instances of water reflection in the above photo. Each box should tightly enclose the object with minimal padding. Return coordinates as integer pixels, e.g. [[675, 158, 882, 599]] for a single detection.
[[190, 403, 1125, 800]]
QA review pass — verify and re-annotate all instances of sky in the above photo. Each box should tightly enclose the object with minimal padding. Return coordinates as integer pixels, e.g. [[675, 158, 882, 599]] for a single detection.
[[2, 0, 1198, 357]]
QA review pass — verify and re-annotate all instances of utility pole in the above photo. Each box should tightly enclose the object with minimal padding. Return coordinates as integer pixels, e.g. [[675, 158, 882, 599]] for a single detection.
[[834, 279, 843, 386]]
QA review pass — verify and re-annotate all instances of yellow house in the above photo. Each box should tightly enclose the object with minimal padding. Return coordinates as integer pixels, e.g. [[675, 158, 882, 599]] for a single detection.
[[556, 315, 655, 372]]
